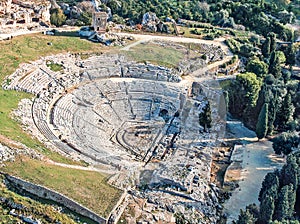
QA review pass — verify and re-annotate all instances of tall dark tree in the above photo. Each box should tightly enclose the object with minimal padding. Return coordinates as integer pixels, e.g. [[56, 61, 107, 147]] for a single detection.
[[259, 194, 275, 224], [262, 84, 278, 135], [276, 93, 294, 129], [269, 51, 282, 78], [259, 171, 280, 202], [285, 44, 296, 66], [199, 101, 212, 132], [269, 32, 277, 53], [256, 103, 269, 139], [281, 155, 298, 188], [236, 209, 256, 224], [262, 37, 271, 57], [274, 184, 295, 221]]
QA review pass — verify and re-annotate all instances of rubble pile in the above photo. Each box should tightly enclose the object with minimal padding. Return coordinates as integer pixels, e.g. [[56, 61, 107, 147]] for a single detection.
[[88, 32, 134, 46], [0, 0, 50, 32], [142, 12, 161, 33], [0, 142, 42, 166]]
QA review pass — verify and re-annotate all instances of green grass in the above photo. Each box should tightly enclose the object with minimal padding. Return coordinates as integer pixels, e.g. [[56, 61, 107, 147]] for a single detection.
[[2, 157, 122, 218], [124, 42, 185, 68], [46, 61, 64, 72], [219, 79, 233, 90]]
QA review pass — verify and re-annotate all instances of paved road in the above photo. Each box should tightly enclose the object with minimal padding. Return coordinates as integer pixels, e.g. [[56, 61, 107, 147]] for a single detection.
[[223, 120, 284, 223], [0, 26, 78, 40]]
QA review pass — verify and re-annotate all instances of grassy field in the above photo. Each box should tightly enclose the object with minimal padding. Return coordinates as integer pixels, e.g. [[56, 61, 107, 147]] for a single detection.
[[2, 157, 122, 218], [124, 42, 185, 68]]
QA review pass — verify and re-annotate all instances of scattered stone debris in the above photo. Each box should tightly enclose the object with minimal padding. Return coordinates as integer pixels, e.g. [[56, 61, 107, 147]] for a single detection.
[[88, 32, 134, 46], [0, 0, 50, 33], [0, 138, 43, 166]]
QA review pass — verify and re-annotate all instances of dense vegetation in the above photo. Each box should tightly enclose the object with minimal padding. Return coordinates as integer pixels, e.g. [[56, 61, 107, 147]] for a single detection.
[[104, 0, 298, 41], [222, 31, 299, 138]]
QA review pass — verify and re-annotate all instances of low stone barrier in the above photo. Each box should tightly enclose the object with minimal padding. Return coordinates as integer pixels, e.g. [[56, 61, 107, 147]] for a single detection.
[[4, 174, 107, 224]]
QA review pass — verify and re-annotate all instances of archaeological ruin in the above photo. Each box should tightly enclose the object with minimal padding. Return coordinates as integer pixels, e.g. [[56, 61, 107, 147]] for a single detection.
[[0, 0, 50, 30], [4, 39, 227, 223]]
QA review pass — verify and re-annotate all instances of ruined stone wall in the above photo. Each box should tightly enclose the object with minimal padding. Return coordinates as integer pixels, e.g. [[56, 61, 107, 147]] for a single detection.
[[5, 174, 107, 224], [0, 0, 12, 14], [0, 0, 50, 30]]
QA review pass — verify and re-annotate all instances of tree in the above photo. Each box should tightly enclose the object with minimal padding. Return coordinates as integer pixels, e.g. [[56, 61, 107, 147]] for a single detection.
[[76, 12, 92, 26], [259, 194, 275, 224], [262, 84, 278, 134], [258, 170, 279, 223], [276, 93, 295, 128], [262, 37, 271, 57], [273, 132, 300, 155], [269, 51, 282, 78], [256, 103, 269, 139], [274, 184, 295, 221], [199, 101, 212, 132], [285, 44, 296, 66], [277, 51, 286, 64], [50, 8, 66, 27], [272, 0, 291, 8], [246, 59, 268, 78], [236, 73, 262, 107], [281, 155, 299, 187], [269, 32, 277, 53], [229, 73, 262, 117], [282, 70, 291, 83], [259, 171, 280, 202], [236, 209, 256, 224]]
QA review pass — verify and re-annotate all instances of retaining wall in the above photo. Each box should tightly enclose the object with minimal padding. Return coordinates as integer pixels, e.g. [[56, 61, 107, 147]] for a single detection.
[[4, 174, 107, 224]]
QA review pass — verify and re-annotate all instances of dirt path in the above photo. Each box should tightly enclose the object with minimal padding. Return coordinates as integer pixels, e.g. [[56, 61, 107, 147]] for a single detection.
[[45, 159, 117, 175], [223, 120, 284, 223], [120, 32, 233, 82]]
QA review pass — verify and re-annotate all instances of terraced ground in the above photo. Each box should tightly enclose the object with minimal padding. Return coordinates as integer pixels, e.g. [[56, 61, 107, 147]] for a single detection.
[[0, 31, 231, 223]]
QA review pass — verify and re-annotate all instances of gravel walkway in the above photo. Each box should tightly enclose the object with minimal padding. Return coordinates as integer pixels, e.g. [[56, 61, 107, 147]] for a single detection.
[[223, 120, 284, 223]]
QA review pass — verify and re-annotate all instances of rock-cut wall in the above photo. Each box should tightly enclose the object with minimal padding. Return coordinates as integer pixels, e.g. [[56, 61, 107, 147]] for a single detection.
[[5, 174, 107, 224]]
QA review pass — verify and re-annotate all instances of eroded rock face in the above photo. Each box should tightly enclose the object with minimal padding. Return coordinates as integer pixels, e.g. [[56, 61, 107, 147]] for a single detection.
[[0, 0, 13, 14], [0, 0, 51, 31], [142, 12, 160, 32]]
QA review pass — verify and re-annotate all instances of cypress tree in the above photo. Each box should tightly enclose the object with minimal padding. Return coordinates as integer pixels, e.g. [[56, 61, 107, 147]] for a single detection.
[[285, 44, 296, 66], [276, 93, 295, 129], [269, 32, 277, 53], [281, 155, 298, 188], [269, 51, 282, 78], [259, 171, 280, 202], [274, 184, 295, 221], [236, 209, 256, 224], [256, 103, 269, 140], [262, 37, 271, 58], [199, 101, 212, 132], [259, 194, 275, 224]]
